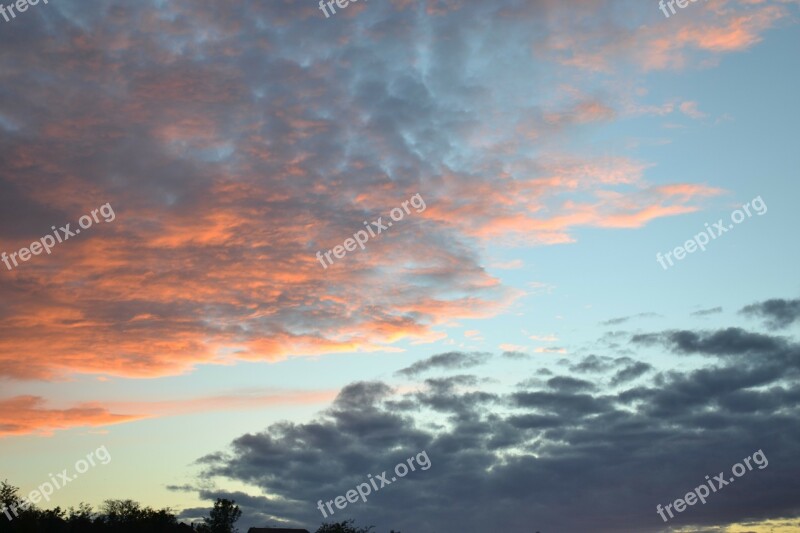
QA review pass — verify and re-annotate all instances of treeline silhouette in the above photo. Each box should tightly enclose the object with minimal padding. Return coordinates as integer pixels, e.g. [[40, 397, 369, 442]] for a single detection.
[[1, 481, 399, 533]]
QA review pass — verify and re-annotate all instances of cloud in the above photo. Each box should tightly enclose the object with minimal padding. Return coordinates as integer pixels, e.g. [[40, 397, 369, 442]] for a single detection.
[[501, 350, 530, 360], [544, 0, 792, 72], [395, 351, 491, 377], [692, 306, 724, 316], [105, 389, 338, 418], [499, 343, 530, 353], [655, 328, 788, 357], [533, 346, 567, 354], [600, 312, 661, 326], [680, 101, 708, 119], [0, 396, 143, 437], [609, 361, 652, 386], [741, 298, 800, 329], [489, 259, 524, 270], [546, 376, 596, 393], [0, 388, 335, 437], [193, 299, 800, 532], [0, 0, 739, 382], [568, 354, 618, 373]]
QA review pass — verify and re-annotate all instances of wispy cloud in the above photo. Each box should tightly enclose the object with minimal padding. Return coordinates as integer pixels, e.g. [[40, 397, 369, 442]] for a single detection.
[[692, 306, 723, 316], [395, 351, 491, 377], [0, 396, 143, 437], [600, 312, 661, 326]]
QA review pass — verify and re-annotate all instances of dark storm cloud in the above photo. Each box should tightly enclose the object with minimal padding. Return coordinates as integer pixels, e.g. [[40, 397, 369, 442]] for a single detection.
[[660, 328, 788, 357], [194, 298, 800, 533], [546, 376, 597, 393], [414, 375, 499, 416], [741, 298, 800, 330], [609, 361, 652, 386], [178, 489, 288, 529], [395, 351, 491, 377]]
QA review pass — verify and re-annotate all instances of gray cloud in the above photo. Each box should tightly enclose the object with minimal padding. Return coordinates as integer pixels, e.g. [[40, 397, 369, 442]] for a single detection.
[[692, 307, 723, 317], [600, 312, 661, 326], [609, 361, 652, 386], [192, 299, 800, 533], [741, 298, 800, 330], [395, 351, 491, 377], [501, 350, 529, 359]]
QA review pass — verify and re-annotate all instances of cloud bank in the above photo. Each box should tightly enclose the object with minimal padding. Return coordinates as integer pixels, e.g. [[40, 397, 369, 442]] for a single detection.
[[191, 297, 800, 532]]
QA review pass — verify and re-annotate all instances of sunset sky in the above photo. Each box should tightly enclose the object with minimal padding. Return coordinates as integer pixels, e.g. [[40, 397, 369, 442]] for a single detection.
[[1, 0, 799, 532]]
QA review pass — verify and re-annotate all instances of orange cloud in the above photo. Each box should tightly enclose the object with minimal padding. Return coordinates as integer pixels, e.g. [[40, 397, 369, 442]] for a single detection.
[[414, 162, 723, 245], [0, 388, 337, 437], [0, 396, 143, 437], [105, 389, 338, 418], [0, 0, 743, 386], [542, 1, 790, 72]]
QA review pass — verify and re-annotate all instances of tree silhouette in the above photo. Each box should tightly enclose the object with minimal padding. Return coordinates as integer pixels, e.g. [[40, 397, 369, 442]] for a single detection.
[[196, 498, 241, 533], [0, 481, 402, 533], [314, 519, 374, 533], [0, 481, 19, 510], [0, 480, 201, 533]]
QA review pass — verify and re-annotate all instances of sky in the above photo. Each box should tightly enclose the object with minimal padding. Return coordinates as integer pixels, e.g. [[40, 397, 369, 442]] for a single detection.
[[0, 0, 799, 532]]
